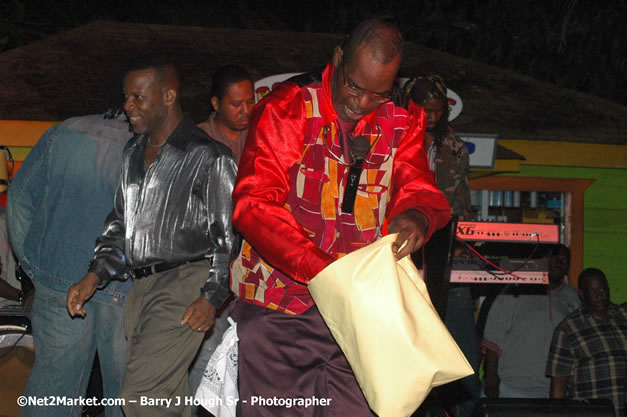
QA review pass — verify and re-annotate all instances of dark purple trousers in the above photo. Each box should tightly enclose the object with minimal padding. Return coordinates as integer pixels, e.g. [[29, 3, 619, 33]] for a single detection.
[[231, 299, 376, 417]]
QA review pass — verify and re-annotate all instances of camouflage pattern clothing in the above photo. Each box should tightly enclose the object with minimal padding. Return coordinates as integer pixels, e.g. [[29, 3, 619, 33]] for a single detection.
[[431, 126, 473, 219]]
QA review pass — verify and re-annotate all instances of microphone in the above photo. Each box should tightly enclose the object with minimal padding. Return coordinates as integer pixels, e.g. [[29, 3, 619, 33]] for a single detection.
[[341, 136, 370, 214]]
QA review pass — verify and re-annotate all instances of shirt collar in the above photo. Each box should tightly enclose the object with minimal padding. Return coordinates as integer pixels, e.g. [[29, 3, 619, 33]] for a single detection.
[[581, 303, 621, 320], [138, 113, 195, 150], [165, 113, 196, 150]]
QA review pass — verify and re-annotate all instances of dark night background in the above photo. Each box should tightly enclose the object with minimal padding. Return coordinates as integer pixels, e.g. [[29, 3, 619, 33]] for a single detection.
[[2, 0, 626, 106]]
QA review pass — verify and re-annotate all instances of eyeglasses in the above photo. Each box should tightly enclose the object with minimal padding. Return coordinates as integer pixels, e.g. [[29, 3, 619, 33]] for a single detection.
[[341, 63, 392, 104]]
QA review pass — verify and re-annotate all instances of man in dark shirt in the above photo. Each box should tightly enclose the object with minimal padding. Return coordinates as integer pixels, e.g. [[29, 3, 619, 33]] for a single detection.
[[547, 268, 626, 417], [197, 64, 254, 165], [67, 55, 237, 417], [190, 64, 254, 417]]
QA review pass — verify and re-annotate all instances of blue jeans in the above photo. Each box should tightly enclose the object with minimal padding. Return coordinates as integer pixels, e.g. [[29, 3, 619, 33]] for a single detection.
[[22, 283, 126, 417]]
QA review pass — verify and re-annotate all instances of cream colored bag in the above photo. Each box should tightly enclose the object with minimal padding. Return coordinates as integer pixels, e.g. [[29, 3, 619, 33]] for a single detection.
[[309, 234, 473, 417]]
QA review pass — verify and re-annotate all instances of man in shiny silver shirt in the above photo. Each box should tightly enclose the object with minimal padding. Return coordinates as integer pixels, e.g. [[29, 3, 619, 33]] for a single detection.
[[67, 54, 238, 417]]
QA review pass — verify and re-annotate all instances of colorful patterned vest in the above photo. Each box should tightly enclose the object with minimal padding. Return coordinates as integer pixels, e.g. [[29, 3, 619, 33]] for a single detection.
[[231, 80, 411, 315]]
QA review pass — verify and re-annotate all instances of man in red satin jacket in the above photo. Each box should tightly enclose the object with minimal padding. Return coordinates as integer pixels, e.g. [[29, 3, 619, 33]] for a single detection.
[[230, 17, 451, 417]]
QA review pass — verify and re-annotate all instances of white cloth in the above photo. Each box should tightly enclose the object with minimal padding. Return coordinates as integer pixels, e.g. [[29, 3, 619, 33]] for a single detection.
[[195, 317, 239, 417]]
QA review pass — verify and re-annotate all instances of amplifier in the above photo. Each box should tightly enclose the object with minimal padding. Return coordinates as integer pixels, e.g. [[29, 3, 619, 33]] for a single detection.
[[451, 258, 548, 284], [472, 398, 615, 417], [457, 221, 560, 244], [452, 221, 559, 284]]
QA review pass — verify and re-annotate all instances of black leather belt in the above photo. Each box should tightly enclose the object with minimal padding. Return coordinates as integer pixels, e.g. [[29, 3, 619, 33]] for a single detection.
[[131, 256, 209, 279]]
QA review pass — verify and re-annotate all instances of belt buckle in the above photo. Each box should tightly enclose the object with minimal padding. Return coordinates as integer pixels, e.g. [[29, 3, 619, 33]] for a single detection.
[[132, 266, 150, 279]]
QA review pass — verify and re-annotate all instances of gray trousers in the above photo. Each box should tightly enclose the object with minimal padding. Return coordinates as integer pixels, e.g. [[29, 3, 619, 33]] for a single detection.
[[121, 261, 208, 417]]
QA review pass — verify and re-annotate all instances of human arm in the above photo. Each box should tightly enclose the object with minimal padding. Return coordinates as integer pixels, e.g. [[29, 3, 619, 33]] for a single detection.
[[388, 209, 430, 259], [385, 101, 451, 258], [550, 375, 568, 398], [232, 84, 335, 284], [181, 152, 238, 332], [199, 152, 238, 308], [484, 348, 501, 398], [181, 297, 216, 332], [6, 127, 53, 274], [482, 293, 510, 399], [66, 272, 99, 316], [545, 322, 574, 397], [86, 154, 129, 287], [68, 150, 128, 315]]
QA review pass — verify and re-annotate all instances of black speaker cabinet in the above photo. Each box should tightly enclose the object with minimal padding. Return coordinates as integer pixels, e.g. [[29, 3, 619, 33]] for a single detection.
[[472, 398, 615, 417]]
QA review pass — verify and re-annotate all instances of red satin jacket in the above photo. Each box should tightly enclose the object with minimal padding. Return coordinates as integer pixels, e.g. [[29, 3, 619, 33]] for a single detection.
[[230, 63, 451, 315]]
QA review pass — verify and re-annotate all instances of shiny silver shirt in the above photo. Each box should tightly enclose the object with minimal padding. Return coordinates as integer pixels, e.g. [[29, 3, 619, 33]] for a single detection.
[[88, 115, 237, 307]]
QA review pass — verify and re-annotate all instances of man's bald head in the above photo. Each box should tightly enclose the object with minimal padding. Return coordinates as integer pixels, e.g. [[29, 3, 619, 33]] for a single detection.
[[578, 267, 610, 315], [331, 18, 403, 123], [342, 18, 403, 65]]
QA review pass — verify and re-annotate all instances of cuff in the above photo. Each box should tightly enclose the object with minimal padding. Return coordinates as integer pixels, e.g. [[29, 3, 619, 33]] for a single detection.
[[88, 260, 113, 289], [201, 280, 232, 308]]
